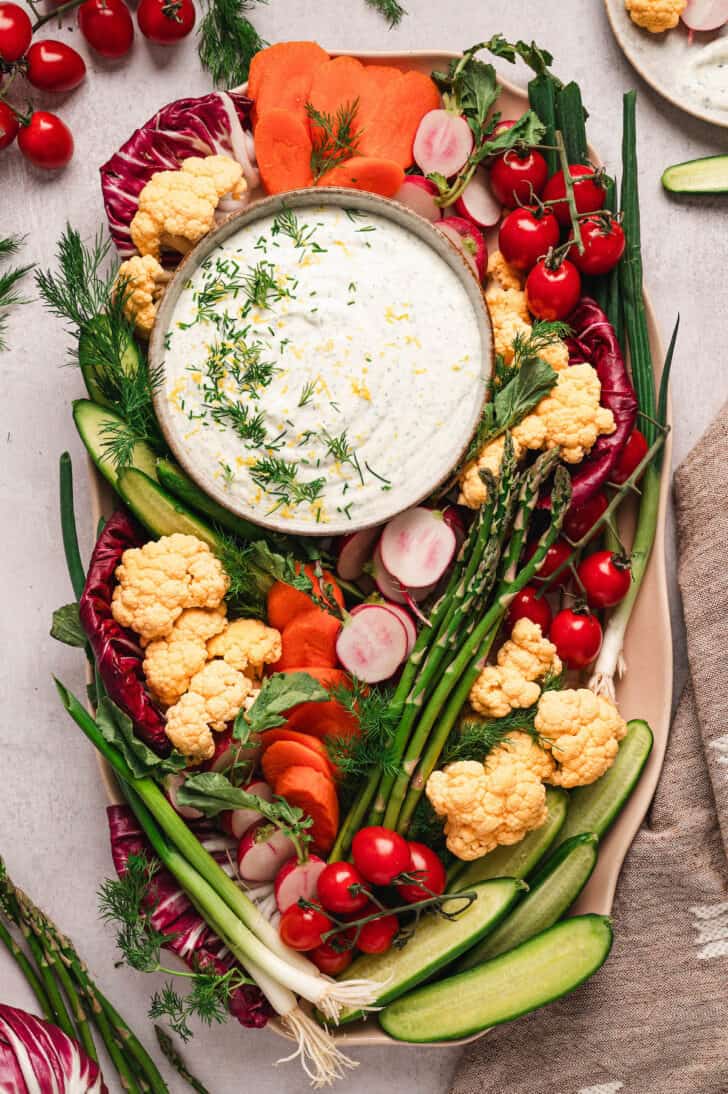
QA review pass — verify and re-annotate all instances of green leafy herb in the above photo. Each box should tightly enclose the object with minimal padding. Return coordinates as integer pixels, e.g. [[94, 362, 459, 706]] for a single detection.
[[243, 671, 330, 734], [364, 0, 406, 26], [271, 208, 327, 255], [95, 697, 188, 779], [482, 34, 557, 82], [150, 967, 252, 1042], [432, 51, 500, 138], [155, 1026, 213, 1094], [50, 602, 87, 648], [0, 235, 33, 353], [463, 355, 559, 467], [98, 853, 169, 973], [250, 454, 326, 512], [326, 681, 399, 807], [298, 379, 317, 407], [197, 0, 265, 88], [320, 428, 363, 482], [306, 99, 361, 182]]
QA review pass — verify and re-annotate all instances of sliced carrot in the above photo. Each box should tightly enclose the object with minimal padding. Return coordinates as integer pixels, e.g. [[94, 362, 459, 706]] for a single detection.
[[307, 55, 368, 141], [267, 564, 345, 631], [358, 70, 441, 168], [357, 64, 403, 136], [275, 608, 342, 672], [316, 155, 405, 197], [279, 666, 360, 741], [249, 41, 329, 126], [275, 765, 339, 854], [260, 726, 333, 760], [255, 109, 313, 195], [261, 739, 334, 789]]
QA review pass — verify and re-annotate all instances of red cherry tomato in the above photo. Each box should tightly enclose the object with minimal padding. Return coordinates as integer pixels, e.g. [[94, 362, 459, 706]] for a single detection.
[[351, 826, 411, 887], [569, 215, 626, 276], [577, 550, 632, 609], [137, 0, 195, 43], [612, 428, 648, 485], [526, 258, 582, 320], [25, 40, 87, 92], [278, 904, 333, 951], [0, 100, 19, 150], [506, 585, 552, 634], [563, 492, 609, 542], [498, 206, 561, 273], [489, 148, 548, 208], [526, 538, 572, 589], [78, 0, 134, 57], [395, 842, 446, 904], [317, 862, 369, 916], [0, 2, 32, 62], [542, 164, 607, 226], [310, 941, 353, 976], [357, 914, 399, 955], [17, 111, 73, 169], [550, 608, 603, 669]]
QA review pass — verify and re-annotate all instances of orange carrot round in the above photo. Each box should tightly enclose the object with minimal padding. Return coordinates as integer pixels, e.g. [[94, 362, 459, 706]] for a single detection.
[[262, 739, 334, 789], [267, 565, 344, 631], [316, 155, 405, 197], [275, 608, 342, 672], [358, 70, 441, 168], [249, 41, 329, 127], [275, 765, 339, 854], [279, 666, 360, 740], [307, 55, 367, 140], [255, 109, 314, 195]]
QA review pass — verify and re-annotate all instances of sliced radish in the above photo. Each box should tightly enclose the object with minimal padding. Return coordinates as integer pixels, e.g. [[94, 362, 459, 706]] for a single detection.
[[163, 773, 204, 821], [336, 604, 408, 683], [437, 216, 487, 280], [351, 601, 417, 655], [442, 505, 467, 551], [454, 169, 501, 228], [220, 780, 273, 841], [492, 118, 517, 137], [413, 109, 474, 177], [372, 543, 437, 605], [203, 728, 260, 775], [336, 525, 381, 581], [237, 819, 296, 883], [274, 855, 327, 913], [380, 507, 457, 589], [393, 175, 442, 223], [681, 0, 728, 29]]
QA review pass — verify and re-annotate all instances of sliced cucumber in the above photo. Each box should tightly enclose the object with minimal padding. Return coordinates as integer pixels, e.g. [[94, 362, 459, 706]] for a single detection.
[[73, 399, 158, 490], [450, 787, 568, 891], [555, 720, 653, 850], [156, 457, 265, 543], [379, 915, 613, 1043], [78, 316, 144, 409], [662, 155, 728, 195], [117, 468, 221, 551], [455, 833, 598, 971], [337, 878, 524, 1024]]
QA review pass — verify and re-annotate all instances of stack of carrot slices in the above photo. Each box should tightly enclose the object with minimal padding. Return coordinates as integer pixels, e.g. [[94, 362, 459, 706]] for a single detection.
[[249, 41, 441, 197]]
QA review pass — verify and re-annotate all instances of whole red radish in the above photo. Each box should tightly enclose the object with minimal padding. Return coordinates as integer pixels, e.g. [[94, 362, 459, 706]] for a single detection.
[[0, 101, 18, 149], [0, 3, 32, 62], [18, 111, 73, 169], [396, 842, 446, 904], [490, 147, 548, 207], [506, 585, 552, 634], [550, 608, 602, 669], [577, 550, 631, 610], [499, 206, 560, 272], [26, 40, 87, 92], [526, 256, 581, 320], [137, 0, 195, 43], [543, 164, 606, 226], [491, 118, 517, 137], [78, 0, 134, 57], [352, 826, 411, 886], [612, 428, 648, 484]]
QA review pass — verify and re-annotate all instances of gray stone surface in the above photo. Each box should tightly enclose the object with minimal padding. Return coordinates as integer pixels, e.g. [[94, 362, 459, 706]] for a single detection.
[[1, 1, 725, 1090]]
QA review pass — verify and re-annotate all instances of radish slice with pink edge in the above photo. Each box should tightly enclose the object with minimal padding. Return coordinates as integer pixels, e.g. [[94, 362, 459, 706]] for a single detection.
[[393, 175, 442, 222], [237, 819, 296, 883], [336, 604, 409, 683], [368, 602, 417, 655], [437, 217, 487, 280], [372, 542, 437, 604], [221, 781, 274, 841], [681, 0, 728, 29], [336, 525, 381, 581], [413, 109, 474, 177], [454, 169, 502, 228], [274, 855, 327, 913], [380, 506, 457, 589], [442, 504, 467, 550], [163, 773, 204, 820]]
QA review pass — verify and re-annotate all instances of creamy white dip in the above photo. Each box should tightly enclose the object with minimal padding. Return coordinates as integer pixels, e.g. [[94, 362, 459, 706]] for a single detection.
[[162, 204, 485, 531], [684, 36, 728, 112]]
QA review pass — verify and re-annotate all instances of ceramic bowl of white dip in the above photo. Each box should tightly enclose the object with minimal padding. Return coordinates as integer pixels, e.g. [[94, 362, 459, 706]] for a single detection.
[[150, 188, 493, 536]]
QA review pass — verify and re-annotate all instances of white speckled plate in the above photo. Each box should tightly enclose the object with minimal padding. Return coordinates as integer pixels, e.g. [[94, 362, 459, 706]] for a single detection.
[[605, 0, 728, 127]]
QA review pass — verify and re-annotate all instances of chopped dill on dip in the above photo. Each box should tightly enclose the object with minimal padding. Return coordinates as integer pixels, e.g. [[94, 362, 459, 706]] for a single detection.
[[162, 204, 485, 531]]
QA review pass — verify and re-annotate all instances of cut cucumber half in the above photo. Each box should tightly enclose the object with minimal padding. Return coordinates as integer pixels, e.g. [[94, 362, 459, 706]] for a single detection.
[[555, 720, 653, 850], [379, 915, 613, 1043], [73, 399, 158, 490], [78, 316, 144, 409], [455, 833, 598, 971], [337, 878, 525, 1024], [156, 457, 266, 544], [662, 155, 728, 195], [450, 788, 568, 891], [117, 468, 221, 551]]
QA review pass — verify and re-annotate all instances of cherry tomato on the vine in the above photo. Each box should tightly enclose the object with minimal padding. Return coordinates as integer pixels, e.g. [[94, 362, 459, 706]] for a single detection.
[[78, 0, 134, 58], [542, 164, 607, 226], [357, 914, 399, 955], [0, 100, 19, 150], [526, 538, 572, 589], [570, 215, 626, 276], [278, 904, 333, 952], [310, 941, 353, 976], [526, 257, 582, 321], [0, 2, 32, 63], [395, 842, 446, 904], [25, 40, 87, 92], [550, 608, 603, 669], [17, 110, 73, 169], [612, 428, 648, 485], [498, 206, 561, 272], [506, 584, 552, 634], [563, 492, 609, 542], [317, 861, 369, 916], [351, 826, 410, 887], [489, 148, 548, 208], [137, 0, 195, 43], [577, 550, 632, 610]]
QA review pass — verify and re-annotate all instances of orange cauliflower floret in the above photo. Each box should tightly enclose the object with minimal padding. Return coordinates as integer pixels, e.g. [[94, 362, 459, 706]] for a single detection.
[[164, 692, 216, 764], [625, 0, 686, 32], [207, 618, 282, 678], [185, 659, 251, 731], [537, 337, 570, 372], [535, 688, 628, 788], [486, 286, 532, 364], [458, 433, 523, 508], [516, 363, 616, 463], [130, 155, 247, 260], [425, 732, 553, 860], [112, 534, 229, 643], [142, 606, 227, 706], [487, 249, 524, 292], [115, 254, 171, 337], [470, 619, 562, 719]]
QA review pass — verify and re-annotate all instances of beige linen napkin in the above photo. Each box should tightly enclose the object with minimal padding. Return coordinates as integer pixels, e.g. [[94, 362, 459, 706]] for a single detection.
[[450, 406, 728, 1094]]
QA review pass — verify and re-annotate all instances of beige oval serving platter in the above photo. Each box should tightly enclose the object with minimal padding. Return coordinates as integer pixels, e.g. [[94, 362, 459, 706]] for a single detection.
[[95, 50, 673, 1049]]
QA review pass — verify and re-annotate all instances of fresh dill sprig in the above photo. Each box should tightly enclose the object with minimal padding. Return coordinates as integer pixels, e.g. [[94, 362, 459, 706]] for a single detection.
[[197, 0, 266, 88], [306, 99, 361, 182], [326, 681, 399, 807], [242, 260, 293, 312], [512, 319, 572, 370], [298, 379, 317, 407], [98, 853, 168, 973], [0, 235, 33, 353], [154, 1026, 212, 1094], [321, 428, 363, 482], [271, 208, 327, 255], [35, 226, 113, 329], [250, 455, 325, 511], [150, 967, 252, 1043], [207, 399, 267, 447], [365, 0, 406, 27]]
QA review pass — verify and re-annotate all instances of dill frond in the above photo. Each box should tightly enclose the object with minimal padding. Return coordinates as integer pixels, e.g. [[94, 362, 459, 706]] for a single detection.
[[197, 0, 266, 87], [0, 235, 33, 352], [306, 99, 361, 182], [365, 0, 406, 27]]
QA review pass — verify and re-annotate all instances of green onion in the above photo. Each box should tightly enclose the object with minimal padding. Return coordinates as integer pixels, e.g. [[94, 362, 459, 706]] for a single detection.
[[556, 81, 588, 164], [528, 76, 558, 175]]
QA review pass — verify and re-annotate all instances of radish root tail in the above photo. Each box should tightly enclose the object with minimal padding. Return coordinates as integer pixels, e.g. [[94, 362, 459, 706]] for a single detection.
[[277, 1007, 358, 1088]]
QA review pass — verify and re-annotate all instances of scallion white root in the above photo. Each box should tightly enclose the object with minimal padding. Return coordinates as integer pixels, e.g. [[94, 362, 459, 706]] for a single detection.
[[314, 979, 386, 1024], [278, 1008, 358, 1088]]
